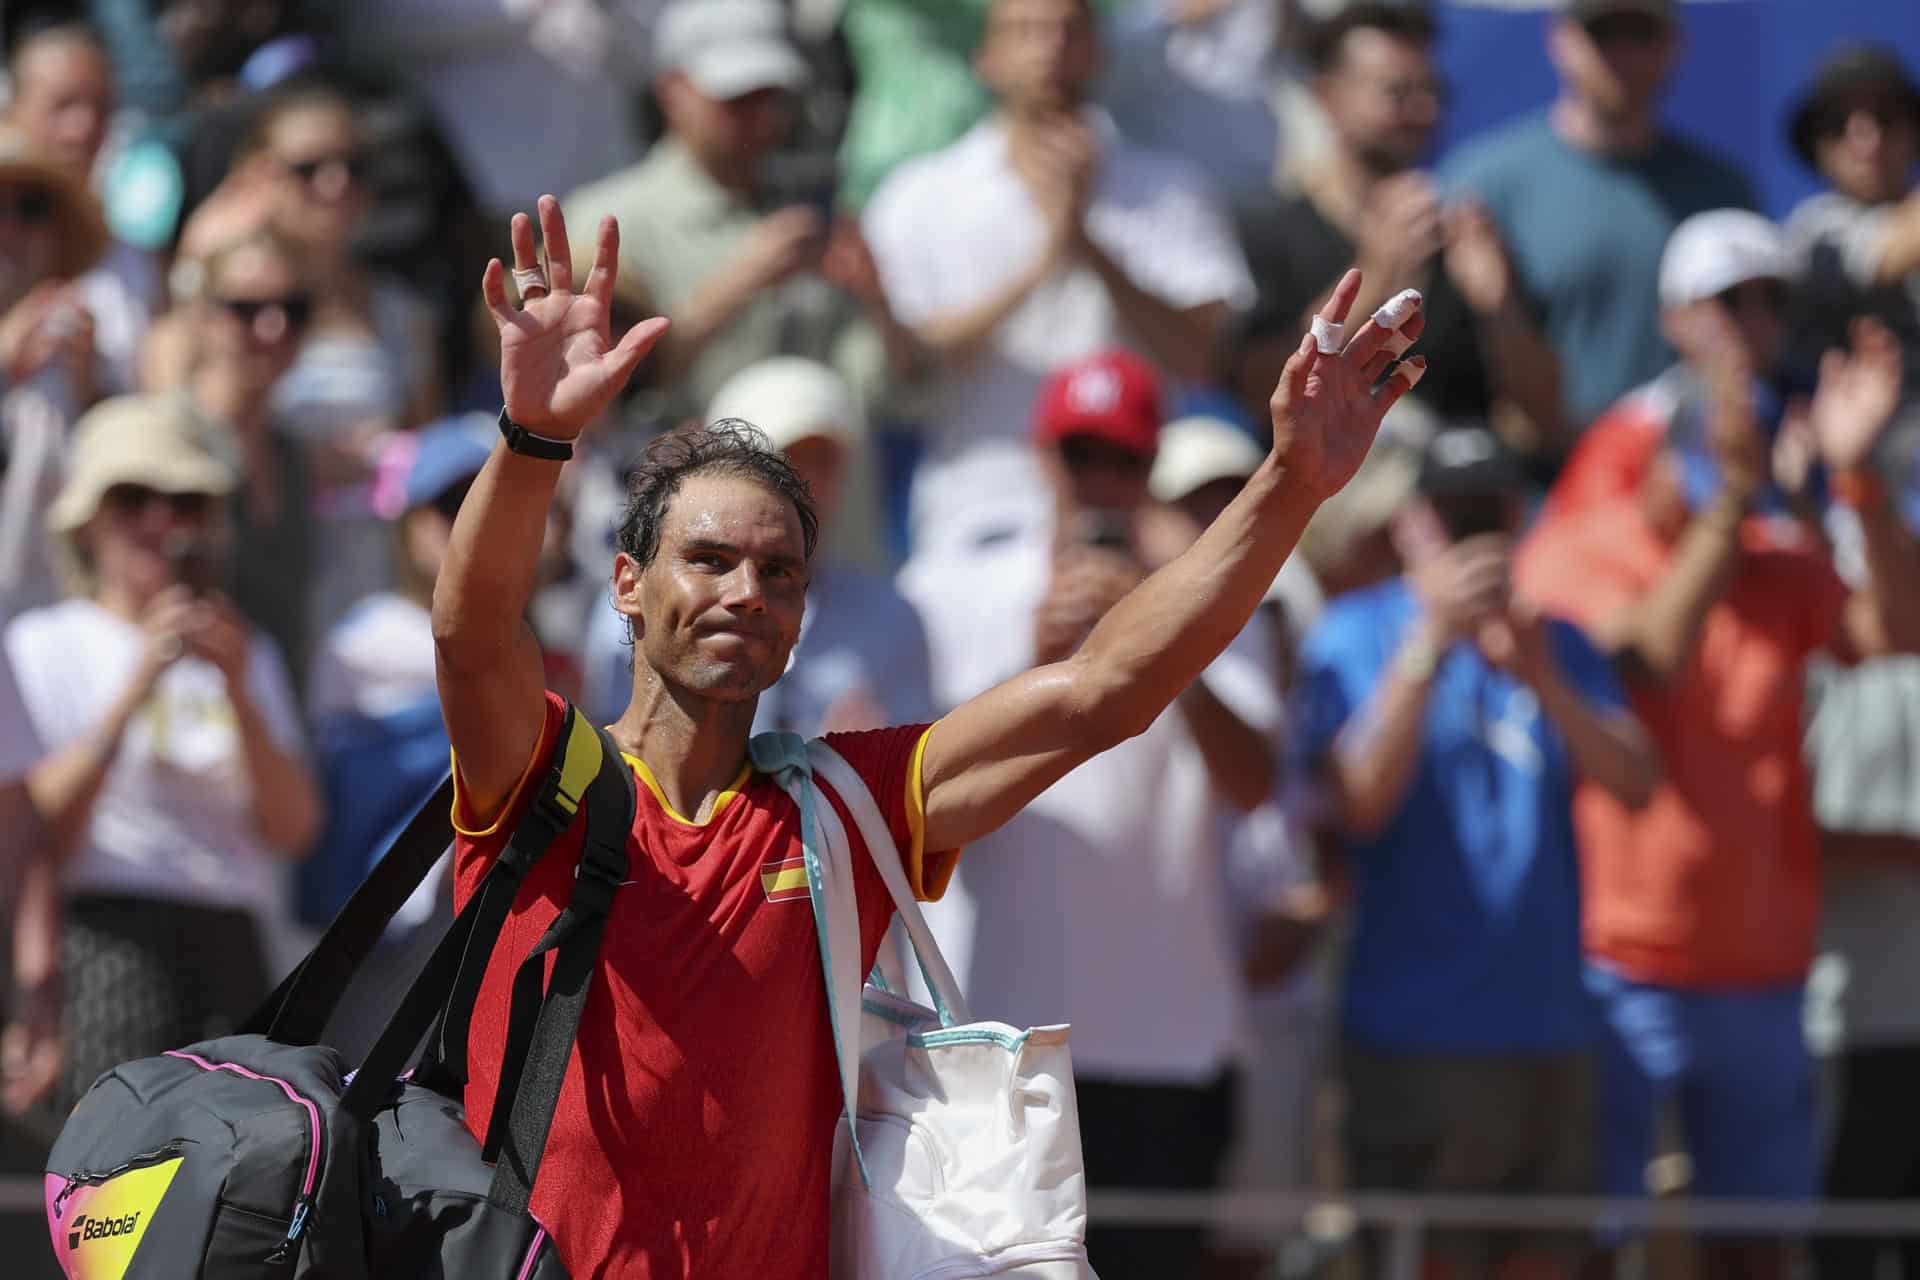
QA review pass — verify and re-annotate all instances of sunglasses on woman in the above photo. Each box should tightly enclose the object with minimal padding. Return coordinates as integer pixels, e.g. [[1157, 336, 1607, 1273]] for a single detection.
[[279, 153, 368, 185], [212, 293, 315, 335], [103, 484, 214, 518]]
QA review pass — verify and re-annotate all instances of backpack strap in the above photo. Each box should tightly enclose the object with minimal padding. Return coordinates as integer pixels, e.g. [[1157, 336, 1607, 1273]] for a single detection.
[[486, 721, 637, 1213], [416, 704, 608, 1093], [336, 704, 610, 1123], [244, 773, 456, 1045]]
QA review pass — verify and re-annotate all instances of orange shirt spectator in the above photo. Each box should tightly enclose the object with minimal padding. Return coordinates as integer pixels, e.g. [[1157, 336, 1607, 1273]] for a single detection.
[[1516, 499, 1847, 987]]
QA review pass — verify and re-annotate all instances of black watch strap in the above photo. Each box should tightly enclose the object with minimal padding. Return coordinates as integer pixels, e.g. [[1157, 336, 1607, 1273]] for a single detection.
[[498, 407, 575, 461]]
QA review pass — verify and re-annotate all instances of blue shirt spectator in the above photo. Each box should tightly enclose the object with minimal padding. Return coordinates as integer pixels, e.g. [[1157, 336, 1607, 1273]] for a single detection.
[[1299, 575, 1621, 1052], [1439, 0, 1755, 437], [1445, 112, 1754, 433]]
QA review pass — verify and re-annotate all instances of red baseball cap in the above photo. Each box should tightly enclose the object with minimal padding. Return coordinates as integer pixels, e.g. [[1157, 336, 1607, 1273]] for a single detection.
[[1031, 350, 1163, 458]]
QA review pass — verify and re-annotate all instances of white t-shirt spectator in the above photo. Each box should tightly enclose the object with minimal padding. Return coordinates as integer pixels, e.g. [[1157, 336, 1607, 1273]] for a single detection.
[[864, 109, 1254, 553], [4, 598, 306, 917], [900, 529, 1278, 1082]]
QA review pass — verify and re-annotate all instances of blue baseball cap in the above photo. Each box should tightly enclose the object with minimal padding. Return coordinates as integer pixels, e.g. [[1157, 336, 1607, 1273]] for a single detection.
[[403, 414, 496, 512]]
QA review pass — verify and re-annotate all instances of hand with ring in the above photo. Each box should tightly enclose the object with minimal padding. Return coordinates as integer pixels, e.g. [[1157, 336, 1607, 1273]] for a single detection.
[[482, 195, 671, 440]]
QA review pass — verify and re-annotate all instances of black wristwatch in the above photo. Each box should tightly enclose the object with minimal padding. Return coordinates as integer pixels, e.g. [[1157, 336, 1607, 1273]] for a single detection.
[[497, 407, 575, 461]]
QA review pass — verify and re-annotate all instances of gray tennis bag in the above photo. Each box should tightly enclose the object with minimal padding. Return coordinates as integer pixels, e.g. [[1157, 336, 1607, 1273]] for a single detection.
[[44, 704, 634, 1279]]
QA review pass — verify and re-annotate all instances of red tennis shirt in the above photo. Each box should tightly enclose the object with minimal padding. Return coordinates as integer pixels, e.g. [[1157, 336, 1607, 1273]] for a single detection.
[[451, 692, 958, 1279]]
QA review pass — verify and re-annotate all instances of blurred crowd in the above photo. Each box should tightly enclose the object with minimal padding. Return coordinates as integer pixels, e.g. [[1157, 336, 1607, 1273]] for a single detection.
[[1, 0, 1918, 1277]]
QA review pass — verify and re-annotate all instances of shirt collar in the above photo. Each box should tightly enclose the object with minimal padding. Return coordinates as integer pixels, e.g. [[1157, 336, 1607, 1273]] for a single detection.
[[965, 105, 1122, 167], [654, 136, 750, 221]]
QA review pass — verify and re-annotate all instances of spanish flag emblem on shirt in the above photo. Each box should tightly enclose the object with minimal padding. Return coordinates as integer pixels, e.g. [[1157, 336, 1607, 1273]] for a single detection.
[[760, 856, 809, 903]]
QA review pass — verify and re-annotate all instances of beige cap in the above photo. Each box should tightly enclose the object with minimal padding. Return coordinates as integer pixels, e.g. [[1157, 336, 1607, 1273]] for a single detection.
[[706, 356, 863, 453], [1149, 415, 1266, 503], [48, 394, 236, 535]]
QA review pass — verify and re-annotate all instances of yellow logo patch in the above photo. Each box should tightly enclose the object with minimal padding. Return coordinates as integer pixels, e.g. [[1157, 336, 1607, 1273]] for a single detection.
[[52, 1157, 182, 1280]]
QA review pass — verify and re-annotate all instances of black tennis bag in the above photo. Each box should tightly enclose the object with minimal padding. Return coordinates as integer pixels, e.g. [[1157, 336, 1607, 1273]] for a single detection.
[[44, 704, 635, 1279]]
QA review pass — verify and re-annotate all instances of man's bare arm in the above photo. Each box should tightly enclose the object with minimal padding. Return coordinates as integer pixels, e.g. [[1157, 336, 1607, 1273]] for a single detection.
[[919, 273, 1428, 852], [1600, 489, 1745, 684], [434, 198, 668, 820]]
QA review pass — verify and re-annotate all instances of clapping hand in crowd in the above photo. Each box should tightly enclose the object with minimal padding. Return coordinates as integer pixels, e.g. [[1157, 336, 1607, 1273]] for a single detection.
[[1442, 200, 1518, 318], [1033, 544, 1141, 665], [731, 204, 831, 296], [1353, 173, 1445, 297], [1011, 112, 1098, 261], [0, 280, 94, 395], [1809, 317, 1905, 474]]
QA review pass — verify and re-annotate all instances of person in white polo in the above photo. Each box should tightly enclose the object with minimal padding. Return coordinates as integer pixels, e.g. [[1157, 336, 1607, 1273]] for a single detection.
[[862, 0, 1254, 556]]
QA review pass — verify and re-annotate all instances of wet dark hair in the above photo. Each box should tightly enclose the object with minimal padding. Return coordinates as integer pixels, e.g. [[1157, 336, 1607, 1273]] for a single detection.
[[616, 418, 819, 571]]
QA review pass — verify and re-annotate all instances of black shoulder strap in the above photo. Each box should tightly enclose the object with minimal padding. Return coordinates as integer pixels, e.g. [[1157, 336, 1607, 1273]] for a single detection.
[[339, 703, 614, 1122], [486, 723, 637, 1213], [413, 704, 611, 1092]]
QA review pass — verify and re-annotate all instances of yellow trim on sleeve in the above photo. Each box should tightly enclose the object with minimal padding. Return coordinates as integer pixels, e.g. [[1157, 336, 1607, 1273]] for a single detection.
[[906, 722, 962, 902], [450, 740, 545, 839], [622, 752, 753, 827]]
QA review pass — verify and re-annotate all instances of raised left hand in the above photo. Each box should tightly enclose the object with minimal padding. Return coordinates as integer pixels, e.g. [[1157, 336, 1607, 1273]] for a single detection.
[[1268, 269, 1428, 504], [482, 196, 671, 438], [1810, 318, 1905, 475]]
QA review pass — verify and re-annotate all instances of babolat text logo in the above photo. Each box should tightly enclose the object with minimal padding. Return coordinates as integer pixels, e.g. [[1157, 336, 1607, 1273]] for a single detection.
[[68, 1210, 142, 1248]]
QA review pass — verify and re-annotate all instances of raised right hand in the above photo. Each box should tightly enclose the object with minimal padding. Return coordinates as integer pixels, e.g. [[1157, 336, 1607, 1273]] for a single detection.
[[482, 195, 670, 438]]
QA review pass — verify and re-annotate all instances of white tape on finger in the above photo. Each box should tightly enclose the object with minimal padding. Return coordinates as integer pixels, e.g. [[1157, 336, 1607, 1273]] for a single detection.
[[1310, 316, 1344, 355], [1372, 289, 1423, 331]]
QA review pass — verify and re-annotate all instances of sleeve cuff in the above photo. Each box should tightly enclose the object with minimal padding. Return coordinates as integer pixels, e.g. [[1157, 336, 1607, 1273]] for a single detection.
[[450, 710, 561, 839], [905, 722, 961, 902]]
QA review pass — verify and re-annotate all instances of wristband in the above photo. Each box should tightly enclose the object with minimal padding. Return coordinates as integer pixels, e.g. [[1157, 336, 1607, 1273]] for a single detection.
[[1831, 467, 1884, 511], [497, 407, 575, 461], [1395, 626, 1442, 684]]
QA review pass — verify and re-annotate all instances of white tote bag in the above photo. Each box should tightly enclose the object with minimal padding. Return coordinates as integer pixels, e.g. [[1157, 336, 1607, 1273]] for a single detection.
[[752, 733, 1099, 1280]]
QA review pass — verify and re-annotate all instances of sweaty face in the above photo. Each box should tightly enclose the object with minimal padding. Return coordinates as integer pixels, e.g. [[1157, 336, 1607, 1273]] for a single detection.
[[978, 0, 1099, 115], [620, 473, 808, 702], [9, 36, 113, 177], [1320, 28, 1442, 175]]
